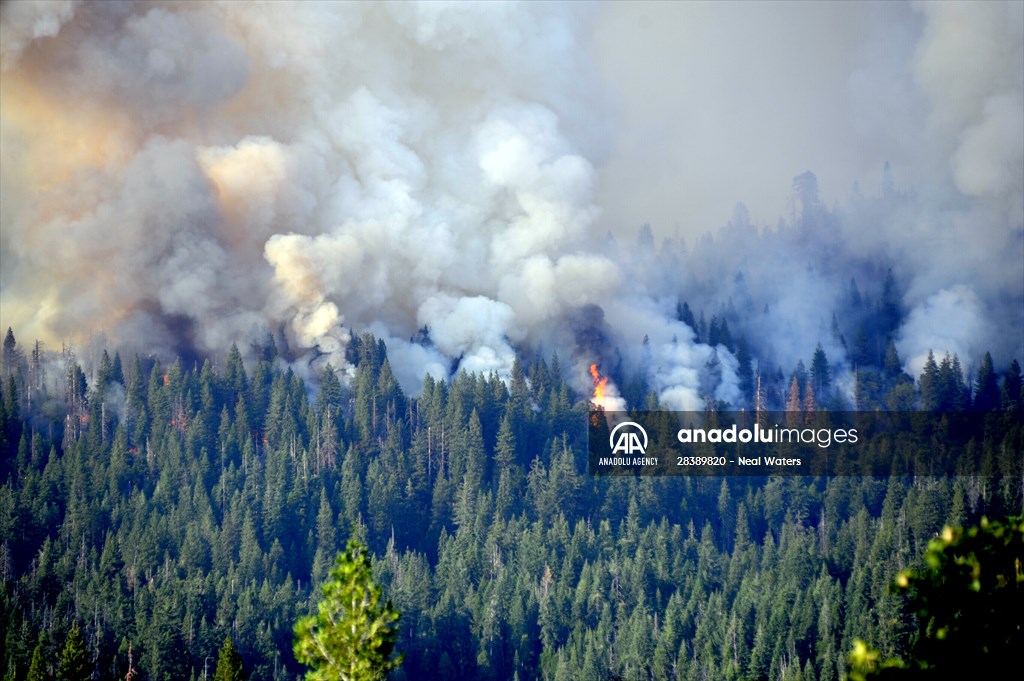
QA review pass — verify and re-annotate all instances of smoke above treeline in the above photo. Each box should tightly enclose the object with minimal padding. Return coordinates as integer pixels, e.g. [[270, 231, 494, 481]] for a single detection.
[[1, 1, 1021, 408]]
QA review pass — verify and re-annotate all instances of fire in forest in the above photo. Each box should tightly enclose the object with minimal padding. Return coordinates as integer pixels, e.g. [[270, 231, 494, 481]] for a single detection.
[[588, 363, 626, 412], [589, 363, 608, 405]]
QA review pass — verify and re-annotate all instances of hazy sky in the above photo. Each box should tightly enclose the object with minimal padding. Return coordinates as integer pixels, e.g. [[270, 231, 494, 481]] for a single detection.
[[591, 1, 928, 238]]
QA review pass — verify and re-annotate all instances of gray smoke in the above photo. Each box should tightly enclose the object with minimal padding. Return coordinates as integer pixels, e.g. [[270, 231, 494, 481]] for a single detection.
[[593, 1, 1023, 384], [1, 1, 1020, 408], [0, 1, 688, 404]]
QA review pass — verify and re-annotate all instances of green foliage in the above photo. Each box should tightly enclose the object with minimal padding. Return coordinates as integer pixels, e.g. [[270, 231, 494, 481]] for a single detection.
[[317, 364, 344, 415], [26, 640, 46, 681], [294, 539, 402, 681], [0, 331, 1020, 680], [213, 636, 245, 681], [973, 352, 1000, 411], [57, 624, 91, 681], [810, 342, 832, 398], [848, 515, 1024, 679]]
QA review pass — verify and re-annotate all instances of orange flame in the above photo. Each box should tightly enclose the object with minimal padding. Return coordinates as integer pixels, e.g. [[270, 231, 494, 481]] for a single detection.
[[163, 373, 169, 386], [589, 363, 608, 405]]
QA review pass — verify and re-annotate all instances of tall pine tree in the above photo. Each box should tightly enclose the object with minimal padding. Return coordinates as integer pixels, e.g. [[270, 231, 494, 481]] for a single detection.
[[294, 539, 402, 681], [57, 624, 91, 681], [213, 636, 245, 681]]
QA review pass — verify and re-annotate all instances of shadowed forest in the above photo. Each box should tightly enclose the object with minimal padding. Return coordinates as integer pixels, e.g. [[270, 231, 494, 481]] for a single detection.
[[1, 327, 1021, 680]]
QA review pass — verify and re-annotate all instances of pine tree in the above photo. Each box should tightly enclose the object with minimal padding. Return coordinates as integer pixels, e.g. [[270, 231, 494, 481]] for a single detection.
[[883, 341, 902, 380], [786, 377, 802, 428], [463, 409, 486, 488], [213, 636, 245, 681], [376, 359, 404, 428], [317, 364, 344, 415], [1002, 359, 1022, 409], [112, 352, 125, 385], [294, 538, 402, 681], [937, 353, 967, 411], [312, 489, 338, 581], [494, 411, 516, 469], [949, 354, 969, 410], [810, 343, 831, 399], [793, 360, 808, 394], [98, 350, 114, 387], [853, 325, 871, 366], [225, 343, 248, 404], [510, 356, 527, 400], [708, 316, 721, 347], [57, 624, 92, 681], [1, 328, 18, 377], [26, 638, 46, 681], [879, 269, 901, 337], [353, 362, 378, 442], [802, 381, 817, 420], [677, 301, 696, 332], [973, 352, 1000, 412], [919, 350, 940, 410]]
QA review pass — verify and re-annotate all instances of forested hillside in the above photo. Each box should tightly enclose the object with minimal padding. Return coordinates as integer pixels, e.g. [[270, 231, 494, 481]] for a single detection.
[[2, 2, 1022, 680], [0, 329, 1021, 680]]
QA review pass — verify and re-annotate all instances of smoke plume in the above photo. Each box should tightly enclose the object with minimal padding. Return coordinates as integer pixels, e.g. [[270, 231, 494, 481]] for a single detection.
[[1, 1, 1020, 407], [0, 3, 622, 388]]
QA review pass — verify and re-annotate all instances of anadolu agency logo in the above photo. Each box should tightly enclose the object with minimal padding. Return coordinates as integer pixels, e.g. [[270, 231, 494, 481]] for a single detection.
[[609, 421, 648, 455]]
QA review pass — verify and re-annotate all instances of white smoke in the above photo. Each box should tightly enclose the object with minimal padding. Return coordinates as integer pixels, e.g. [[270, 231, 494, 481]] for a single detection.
[[913, 1, 1024, 221], [891, 1, 1024, 372], [0, 0, 75, 64], [1, 1, 1019, 409], [0, 1, 714, 407], [896, 285, 985, 378], [592, 1, 1023, 384]]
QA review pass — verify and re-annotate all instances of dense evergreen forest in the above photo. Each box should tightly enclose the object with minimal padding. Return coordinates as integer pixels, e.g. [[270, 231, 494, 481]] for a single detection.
[[0, 328, 1021, 680]]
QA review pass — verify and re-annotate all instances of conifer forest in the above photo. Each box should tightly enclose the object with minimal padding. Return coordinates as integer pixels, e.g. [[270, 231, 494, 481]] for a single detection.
[[1, 2, 1022, 680], [1, 323, 1021, 679]]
